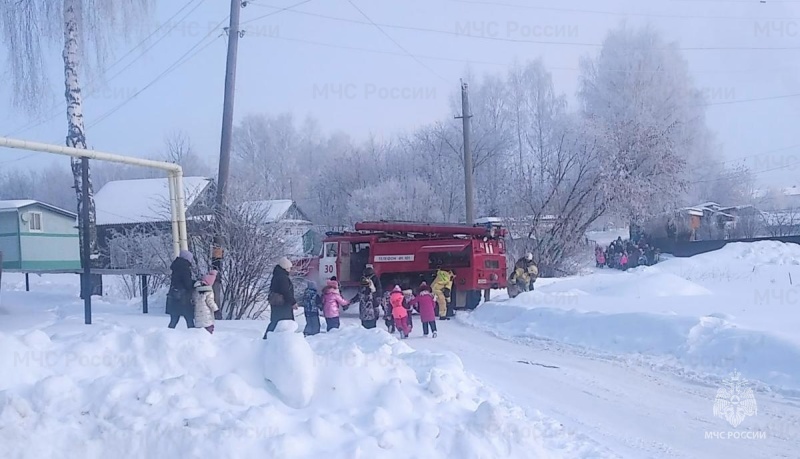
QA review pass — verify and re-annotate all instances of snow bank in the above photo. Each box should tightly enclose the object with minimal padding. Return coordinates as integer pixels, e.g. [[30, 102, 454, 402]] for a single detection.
[[464, 303, 800, 389], [465, 241, 800, 392], [0, 318, 582, 458]]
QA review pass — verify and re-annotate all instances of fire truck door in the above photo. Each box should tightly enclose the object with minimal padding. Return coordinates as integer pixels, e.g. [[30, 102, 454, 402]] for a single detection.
[[321, 242, 338, 283], [339, 242, 352, 282]]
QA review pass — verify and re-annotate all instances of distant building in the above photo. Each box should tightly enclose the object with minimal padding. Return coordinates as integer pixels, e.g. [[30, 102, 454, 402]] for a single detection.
[[645, 202, 769, 241], [0, 200, 80, 271], [241, 200, 321, 256]]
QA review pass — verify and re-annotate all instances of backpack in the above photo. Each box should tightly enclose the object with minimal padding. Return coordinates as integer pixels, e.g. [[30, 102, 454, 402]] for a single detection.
[[302, 289, 321, 315]]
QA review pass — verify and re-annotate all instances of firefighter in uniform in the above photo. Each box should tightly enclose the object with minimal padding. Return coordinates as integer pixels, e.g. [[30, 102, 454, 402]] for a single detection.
[[432, 266, 454, 320], [509, 253, 538, 295]]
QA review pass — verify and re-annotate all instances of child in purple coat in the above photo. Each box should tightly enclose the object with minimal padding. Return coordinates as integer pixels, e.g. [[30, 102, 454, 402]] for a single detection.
[[409, 282, 437, 338]]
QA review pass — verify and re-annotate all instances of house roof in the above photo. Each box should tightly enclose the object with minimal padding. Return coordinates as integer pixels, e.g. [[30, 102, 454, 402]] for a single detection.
[[241, 200, 310, 223], [782, 186, 800, 196], [0, 200, 77, 218], [94, 177, 213, 226]]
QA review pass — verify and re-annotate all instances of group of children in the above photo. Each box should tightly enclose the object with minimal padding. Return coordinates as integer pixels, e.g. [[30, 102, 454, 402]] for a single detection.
[[594, 236, 661, 270], [301, 278, 439, 339], [382, 283, 438, 338], [300, 277, 351, 336]]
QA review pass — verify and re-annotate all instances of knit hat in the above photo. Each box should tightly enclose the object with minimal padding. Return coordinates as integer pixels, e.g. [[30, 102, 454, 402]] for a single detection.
[[392, 285, 402, 293], [418, 281, 431, 292], [179, 249, 194, 263], [326, 279, 339, 289], [278, 257, 292, 271], [201, 270, 218, 286], [306, 280, 318, 290]]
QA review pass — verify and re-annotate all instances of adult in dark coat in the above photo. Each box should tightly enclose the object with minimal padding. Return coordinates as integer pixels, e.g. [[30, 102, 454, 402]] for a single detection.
[[167, 249, 196, 328], [263, 257, 298, 339]]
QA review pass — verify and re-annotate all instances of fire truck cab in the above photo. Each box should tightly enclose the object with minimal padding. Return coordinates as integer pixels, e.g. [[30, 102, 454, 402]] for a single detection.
[[311, 221, 508, 309]]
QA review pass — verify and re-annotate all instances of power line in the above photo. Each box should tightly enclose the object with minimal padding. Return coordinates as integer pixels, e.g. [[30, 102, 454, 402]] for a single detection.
[[87, 21, 227, 129], [247, 2, 800, 50], [718, 143, 800, 166], [692, 159, 800, 184], [3, 0, 209, 138], [263, 33, 509, 66], [260, 32, 800, 76], [240, 0, 315, 25], [83, 0, 209, 99], [702, 91, 800, 106], [446, 0, 800, 21], [345, 0, 448, 83]]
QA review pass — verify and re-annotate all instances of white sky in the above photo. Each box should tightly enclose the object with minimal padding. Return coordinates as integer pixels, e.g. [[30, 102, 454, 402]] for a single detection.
[[3, 0, 800, 187]]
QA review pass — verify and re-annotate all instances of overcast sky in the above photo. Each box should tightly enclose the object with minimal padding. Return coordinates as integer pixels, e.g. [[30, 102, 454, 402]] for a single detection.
[[3, 0, 800, 187]]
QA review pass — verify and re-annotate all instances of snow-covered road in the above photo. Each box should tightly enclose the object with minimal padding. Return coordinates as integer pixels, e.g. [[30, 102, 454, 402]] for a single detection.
[[406, 318, 800, 458]]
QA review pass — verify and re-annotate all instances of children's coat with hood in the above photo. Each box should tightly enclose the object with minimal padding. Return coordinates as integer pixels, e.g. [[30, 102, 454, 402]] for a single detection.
[[322, 280, 349, 318], [409, 285, 437, 323], [302, 282, 322, 316], [193, 272, 219, 328], [389, 286, 407, 320], [355, 280, 380, 321]]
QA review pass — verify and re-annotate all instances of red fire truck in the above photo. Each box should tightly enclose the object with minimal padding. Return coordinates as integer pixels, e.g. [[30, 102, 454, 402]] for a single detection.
[[304, 221, 508, 309]]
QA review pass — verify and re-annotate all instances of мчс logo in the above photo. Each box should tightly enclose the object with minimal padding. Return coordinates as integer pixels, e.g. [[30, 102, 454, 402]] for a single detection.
[[713, 371, 758, 428]]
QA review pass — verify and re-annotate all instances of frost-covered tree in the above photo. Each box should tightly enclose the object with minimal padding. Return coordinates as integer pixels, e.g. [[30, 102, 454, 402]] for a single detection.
[[1, 0, 153, 263], [347, 178, 444, 222], [578, 25, 710, 220], [162, 130, 210, 177]]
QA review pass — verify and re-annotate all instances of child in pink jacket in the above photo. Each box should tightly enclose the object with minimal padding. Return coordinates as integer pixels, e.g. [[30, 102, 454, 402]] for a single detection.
[[389, 285, 409, 338], [322, 279, 349, 332], [409, 282, 437, 338]]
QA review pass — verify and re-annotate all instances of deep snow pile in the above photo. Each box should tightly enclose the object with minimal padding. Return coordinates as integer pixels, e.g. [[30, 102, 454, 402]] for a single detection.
[[0, 274, 604, 459], [464, 242, 800, 392]]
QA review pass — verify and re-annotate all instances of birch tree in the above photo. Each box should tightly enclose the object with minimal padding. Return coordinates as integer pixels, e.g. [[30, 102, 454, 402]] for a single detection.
[[0, 0, 152, 263]]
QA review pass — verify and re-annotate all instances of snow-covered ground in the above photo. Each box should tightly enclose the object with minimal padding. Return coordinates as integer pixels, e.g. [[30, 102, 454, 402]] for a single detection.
[[3, 240, 800, 458], [0, 274, 606, 458], [465, 242, 800, 393]]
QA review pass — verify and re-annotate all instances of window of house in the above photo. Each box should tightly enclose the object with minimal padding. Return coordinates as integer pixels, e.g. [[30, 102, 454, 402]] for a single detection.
[[29, 212, 43, 232]]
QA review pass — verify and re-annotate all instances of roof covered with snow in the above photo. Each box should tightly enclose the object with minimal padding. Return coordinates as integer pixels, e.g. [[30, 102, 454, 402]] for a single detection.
[[0, 200, 76, 218], [241, 200, 309, 223], [783, 186, 800, 196], [95, 177, 213, 226], [0, 200, 37, 210]]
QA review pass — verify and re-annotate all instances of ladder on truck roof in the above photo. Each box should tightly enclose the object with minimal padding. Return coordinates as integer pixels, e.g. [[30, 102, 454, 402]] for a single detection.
[[354, 220, 500, 237]]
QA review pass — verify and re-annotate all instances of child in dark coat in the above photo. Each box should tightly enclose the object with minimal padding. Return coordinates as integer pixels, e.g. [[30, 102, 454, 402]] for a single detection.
[[383, 290, 395, 333], [402, 288, 415, 333], [302, 281, 322, 336]]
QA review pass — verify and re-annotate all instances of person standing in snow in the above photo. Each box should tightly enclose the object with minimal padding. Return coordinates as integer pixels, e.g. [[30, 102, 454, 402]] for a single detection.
[[409, 282, 437, 338], [302, 281, 323, 336], [193, 270, 219, 334], [595, 247, 606, 268], [352, 275, 380, 329], [383, 288, 395, 333], [431, 266, 454, 320], [263, 257, 298, 339], [321, 278, 349, 332], [167, 249, 196, 329], [620, 252, 629, 271], [402, 288, 415, 333], [389, 285, 410, 338]]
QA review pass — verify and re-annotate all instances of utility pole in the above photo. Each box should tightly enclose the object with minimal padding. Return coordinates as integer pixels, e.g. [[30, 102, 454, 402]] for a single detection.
[[213, 0, 243, 313], [455, 79, 475, 224], [81, 157, 92, 324]]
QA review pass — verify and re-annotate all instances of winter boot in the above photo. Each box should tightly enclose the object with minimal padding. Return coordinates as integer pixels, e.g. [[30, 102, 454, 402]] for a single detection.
[[432, 331, 437, 338]]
